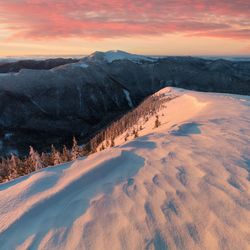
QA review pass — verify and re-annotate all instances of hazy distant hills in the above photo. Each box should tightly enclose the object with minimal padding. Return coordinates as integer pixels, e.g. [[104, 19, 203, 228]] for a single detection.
[[0, 50, 249, 156]]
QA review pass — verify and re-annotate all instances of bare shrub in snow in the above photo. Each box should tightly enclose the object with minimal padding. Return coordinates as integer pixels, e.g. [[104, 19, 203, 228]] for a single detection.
[[154, 115, 161, 128]]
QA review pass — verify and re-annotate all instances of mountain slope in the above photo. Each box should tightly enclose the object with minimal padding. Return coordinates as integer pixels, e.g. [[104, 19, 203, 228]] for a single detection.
[[0, 58, 79, 73], [0, 88, 249, 250], [0, 51, 250, 157]]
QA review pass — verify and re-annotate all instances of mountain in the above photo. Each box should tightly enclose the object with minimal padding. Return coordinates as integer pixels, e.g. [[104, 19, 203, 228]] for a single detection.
[[0, 58, 79, 73], [0, 88, 249, 249], [85, 50, 157, 63], [0, 50, 250, 157]]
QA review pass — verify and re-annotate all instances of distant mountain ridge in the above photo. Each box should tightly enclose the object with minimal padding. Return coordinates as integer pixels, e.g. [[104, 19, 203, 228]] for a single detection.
[[0, 50, 249, 157], [0, 58, 79, 73]]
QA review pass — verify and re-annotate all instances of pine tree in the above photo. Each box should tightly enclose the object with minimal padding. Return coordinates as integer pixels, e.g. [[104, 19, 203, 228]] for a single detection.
[[79, 145, 89, 157], [124, 133, 129, 141], [50, 144, 58, 165], [41, 152, 50, 166], [62, 145, 70, 162], [132, 128, 138, 138], [154, 115, 161, 128], [22, 156, 34, 174], [9, 154, 18, 170], [29, 146, 44, 171], [71, 137, 80, 160], [134, 130, 138, 138], [100, 143, 105, 151], [0, 158, 9, 182], [53, 151, 62, 165], [110, 138, 115, 147], [0, 158, 11, 182]]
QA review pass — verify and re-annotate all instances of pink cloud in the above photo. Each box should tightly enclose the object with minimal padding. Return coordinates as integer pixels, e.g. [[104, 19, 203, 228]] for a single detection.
[[0, 0, 249, 40]]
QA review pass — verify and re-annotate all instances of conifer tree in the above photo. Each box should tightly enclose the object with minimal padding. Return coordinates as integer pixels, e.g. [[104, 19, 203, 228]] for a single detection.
[[53, 151, 62, 165], [110, 138, 115, 147], [41, 152, 50, 166], [29, 146, 44, 171], [62, 145, 70, 162], [124, 133, 129, 141], [100, 144, 105, 151], [50, 144, 58, 165], [0, 158, 9, 182], [134, 130, 138, 138], [71, 137, 80, 160], [154, 115, 161, 128]]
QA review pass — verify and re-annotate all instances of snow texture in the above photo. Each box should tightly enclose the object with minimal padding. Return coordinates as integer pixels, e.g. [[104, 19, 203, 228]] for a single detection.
[[123, 89, 133, 108], [0, 88, 250, 250]]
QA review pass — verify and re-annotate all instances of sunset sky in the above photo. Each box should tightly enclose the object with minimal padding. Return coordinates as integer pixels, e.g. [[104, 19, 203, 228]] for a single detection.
[[0, 0, 249, 56]]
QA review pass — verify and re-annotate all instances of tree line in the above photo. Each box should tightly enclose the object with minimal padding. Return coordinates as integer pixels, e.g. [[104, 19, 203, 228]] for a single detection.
[[0, 92, 176, 183]]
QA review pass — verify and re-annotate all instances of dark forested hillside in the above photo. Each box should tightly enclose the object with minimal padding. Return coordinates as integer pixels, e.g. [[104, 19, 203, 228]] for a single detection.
[[0, 58, 79, 73], [0, 51, 249, 157]]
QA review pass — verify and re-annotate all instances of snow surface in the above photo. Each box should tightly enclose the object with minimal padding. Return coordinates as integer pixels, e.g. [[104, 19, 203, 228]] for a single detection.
[[0, 73, 12, 77], [123, 89, 133, 108], [52, 61, 89, 71], [0, 88, 250, 250]]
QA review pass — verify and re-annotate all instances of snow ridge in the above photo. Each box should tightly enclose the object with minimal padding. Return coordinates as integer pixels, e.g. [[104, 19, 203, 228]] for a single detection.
[[0, 88, 250, 250]]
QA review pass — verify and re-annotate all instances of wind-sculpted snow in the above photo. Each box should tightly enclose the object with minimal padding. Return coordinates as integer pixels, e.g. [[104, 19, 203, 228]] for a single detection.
[[0, 150, 145, 249], [0, 88, 250, 249]]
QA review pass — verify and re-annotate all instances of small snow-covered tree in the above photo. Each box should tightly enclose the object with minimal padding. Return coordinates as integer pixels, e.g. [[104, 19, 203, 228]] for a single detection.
[[9, 154, 17, 169], [154, 115, 161, 128], [53, 151, 62, 165], [110, 138, 115, 147], [29, 146, 44, 171], [100, 143, 105, 151], [50, 144, 58, 165], [62, 145, 70, 162], [124, 133, 129, 141], [0, 157, 9, 182], [50, 145, 63, 165], [71, 137, 80, 160], [41, 152, 50, 166], [134, 130, 138, 138], [132, 128, 138, 138]]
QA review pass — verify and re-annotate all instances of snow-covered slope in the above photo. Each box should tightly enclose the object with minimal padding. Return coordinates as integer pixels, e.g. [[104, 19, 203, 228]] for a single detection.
[[50, 50, 155, 76], [0, 88, 250, 250], [85, 50, 156, 63]]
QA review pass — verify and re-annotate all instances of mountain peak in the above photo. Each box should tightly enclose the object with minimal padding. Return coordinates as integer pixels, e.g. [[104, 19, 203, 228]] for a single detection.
[[86, 50, 156, 63]]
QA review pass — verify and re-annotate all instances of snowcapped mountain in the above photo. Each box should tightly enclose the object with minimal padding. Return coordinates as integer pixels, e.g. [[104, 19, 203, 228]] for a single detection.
[[0, 88, 249, 250], [0, 50, 250, 157], [84, 50, 157, 63]]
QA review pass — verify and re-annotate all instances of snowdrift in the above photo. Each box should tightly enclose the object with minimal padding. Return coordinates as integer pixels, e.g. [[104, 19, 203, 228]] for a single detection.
[[0, 88, 249, 250]]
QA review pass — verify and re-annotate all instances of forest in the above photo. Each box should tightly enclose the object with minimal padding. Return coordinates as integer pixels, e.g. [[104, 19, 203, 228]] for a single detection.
[[0, 92, 176, 183]]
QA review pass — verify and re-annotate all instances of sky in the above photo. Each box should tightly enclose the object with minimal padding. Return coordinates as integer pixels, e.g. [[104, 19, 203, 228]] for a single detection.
[[0, 0, 249, 56]]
